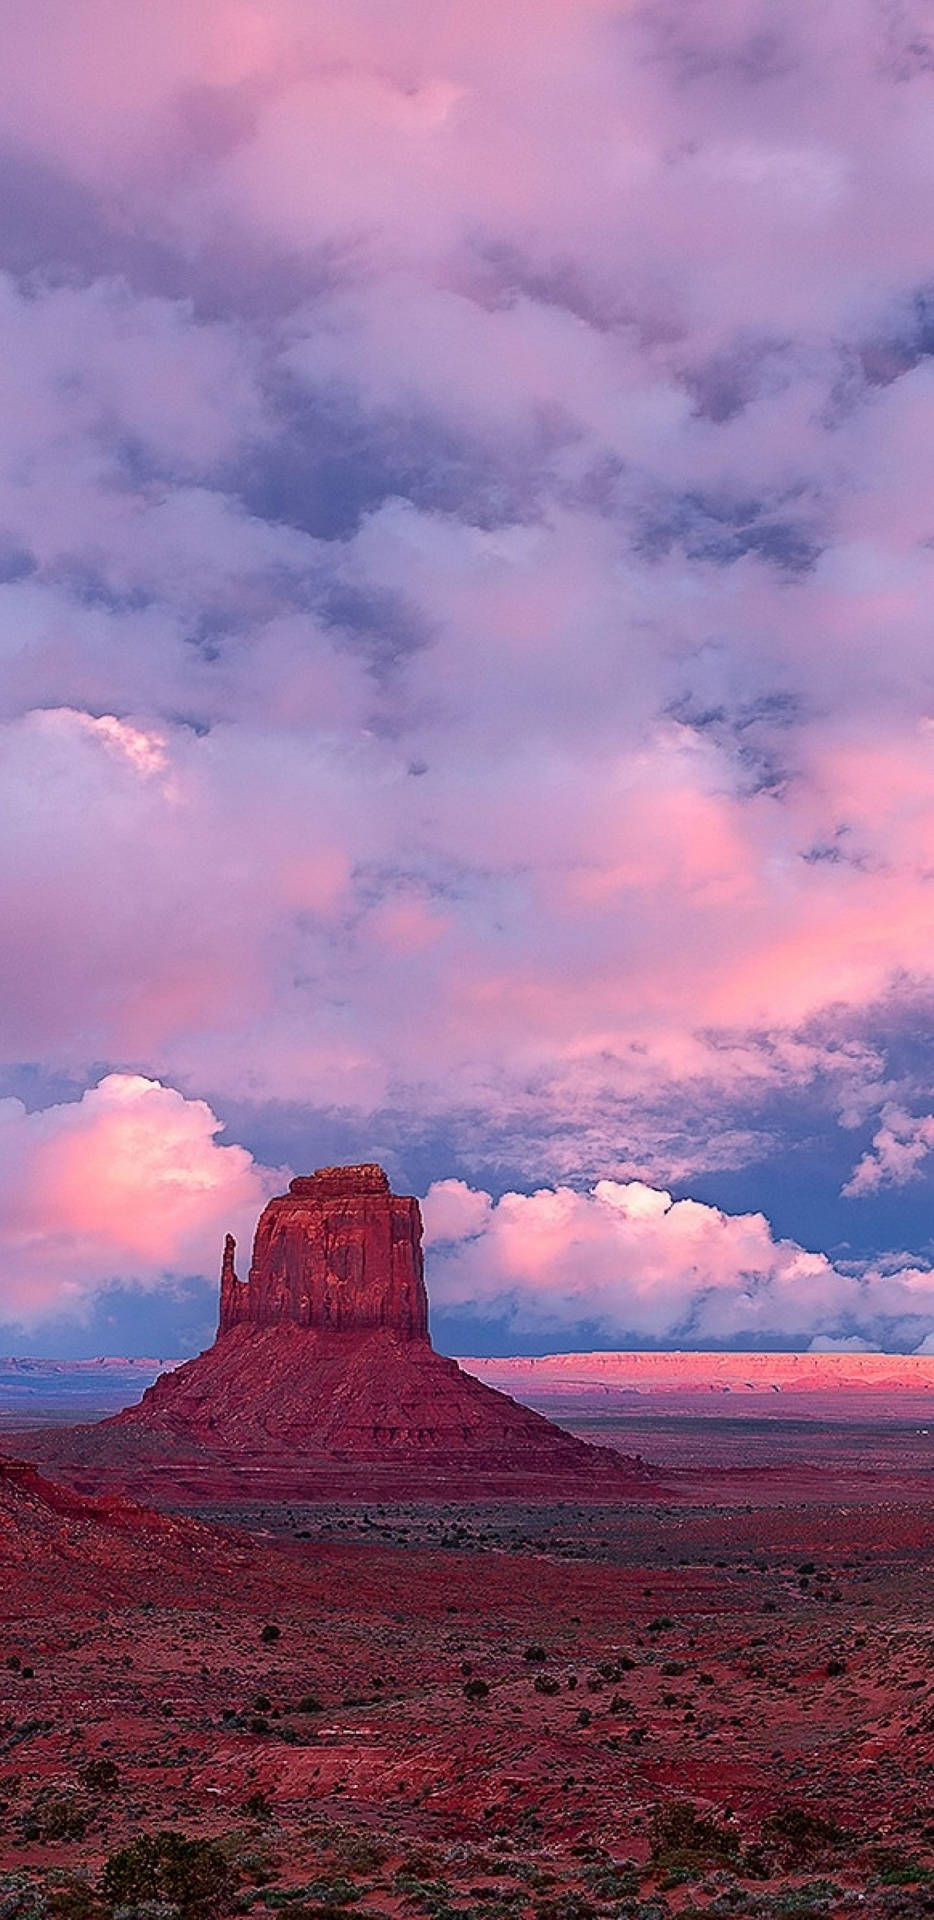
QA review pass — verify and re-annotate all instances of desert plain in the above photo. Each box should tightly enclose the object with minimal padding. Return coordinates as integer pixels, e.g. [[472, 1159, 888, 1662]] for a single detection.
[[5, 1348, 934, 1920]]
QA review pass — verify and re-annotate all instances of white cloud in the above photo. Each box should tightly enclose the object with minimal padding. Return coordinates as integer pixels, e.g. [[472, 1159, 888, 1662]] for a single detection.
[[422, 1178, 493, 1244], [843, 1105, 934, 1196], [425, 1176, 934, 1349], [808, 1334, 881, 1352]]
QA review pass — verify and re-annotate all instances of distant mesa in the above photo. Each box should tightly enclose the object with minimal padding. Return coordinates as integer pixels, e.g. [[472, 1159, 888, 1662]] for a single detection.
[[35, 1164, 643, 1494]]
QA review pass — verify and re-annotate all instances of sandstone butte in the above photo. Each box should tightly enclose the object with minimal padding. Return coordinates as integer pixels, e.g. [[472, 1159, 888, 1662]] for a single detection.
[[81, 1163, 641, 1492], [11, 1165, 650, 1497]]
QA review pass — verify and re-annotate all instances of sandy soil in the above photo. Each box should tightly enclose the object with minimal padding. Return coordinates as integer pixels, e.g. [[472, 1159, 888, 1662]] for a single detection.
[[4, 1423, 934, 1920]]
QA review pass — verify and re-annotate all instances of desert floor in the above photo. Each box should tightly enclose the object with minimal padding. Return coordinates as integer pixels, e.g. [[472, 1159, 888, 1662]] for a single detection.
[[4, 1412, 934, 1919]]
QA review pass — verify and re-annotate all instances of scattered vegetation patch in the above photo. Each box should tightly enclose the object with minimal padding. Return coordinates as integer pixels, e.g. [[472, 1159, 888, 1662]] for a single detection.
[[649, 1801, 742, 1883], [100, 1832, 236, 1919], [759, 1806, 843, 1869]]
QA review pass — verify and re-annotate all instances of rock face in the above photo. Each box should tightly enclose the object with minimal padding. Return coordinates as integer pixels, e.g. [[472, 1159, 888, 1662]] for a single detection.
[[103, 1164, 636, 1486], [219, 1165, 428, 1340]]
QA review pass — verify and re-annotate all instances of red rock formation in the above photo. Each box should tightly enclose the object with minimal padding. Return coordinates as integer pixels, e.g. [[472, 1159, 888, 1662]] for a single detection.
[[18, 1164, 648, 1495], [218, 1165, 428, 1340]]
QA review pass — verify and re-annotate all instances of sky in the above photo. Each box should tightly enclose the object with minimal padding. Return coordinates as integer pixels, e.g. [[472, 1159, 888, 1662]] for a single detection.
[[2, 0, 934, 1359]]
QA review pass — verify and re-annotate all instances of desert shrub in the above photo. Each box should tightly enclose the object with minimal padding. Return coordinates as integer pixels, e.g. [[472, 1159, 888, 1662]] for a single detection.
[[223, 1840, 278, 1890], [260, 1626, 280, 1645], [109, 1905, 181, 1920], [523, 1646, 547, 1664], [392, 1874, 453, 1915], [463, 1678, 489, 1701], [598, 1656, 636, 1680], [82, 1760, 119, 1795], [0, 1874, 48, 1920], [328, 1838, 387, 1875], [100, 1833, 234, 1919], [825, 1659, 846, 1677], [296, 1697, 322, 1715], [45, 1884, 102, 1920], [753, 1881, 843, 1916], [24, 1792, 88, 1843], [869, 1848, 933, 1887], [759, 1806, 842, 1867], [650, 1801, 740, 1880], [533, 1676, 560, 1697], [242, 1792, 273, 1823], [535, 1896, 598, 1920], [660, 1662, 685, 1677], [283, 1908, 383, 1920], [295, 1880, 360, 1909], [580, 1864, 639, 1900]]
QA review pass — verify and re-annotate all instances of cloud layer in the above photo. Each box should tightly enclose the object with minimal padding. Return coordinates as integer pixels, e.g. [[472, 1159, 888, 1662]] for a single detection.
[[0, 2, 933, 1345], [5, 1084, 934, 1356], [424, 1178, 934, 1352]]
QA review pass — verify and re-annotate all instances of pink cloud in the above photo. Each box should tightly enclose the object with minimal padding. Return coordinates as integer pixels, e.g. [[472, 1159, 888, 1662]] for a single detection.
[[0, 0, 932, 1214], [0, 1074, 281, 1327], [423, 1177, 934, 1347]]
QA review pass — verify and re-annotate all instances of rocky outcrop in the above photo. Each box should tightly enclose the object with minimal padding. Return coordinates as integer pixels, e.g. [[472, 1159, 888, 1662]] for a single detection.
[[0, 1453, 226, 1610], [219, 1165, 428, 1340], [20, 1164, 647, 1495]]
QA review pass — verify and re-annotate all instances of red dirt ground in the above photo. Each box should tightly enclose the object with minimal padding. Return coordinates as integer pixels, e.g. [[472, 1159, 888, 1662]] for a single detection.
[[4, 1421, 934, 1920]]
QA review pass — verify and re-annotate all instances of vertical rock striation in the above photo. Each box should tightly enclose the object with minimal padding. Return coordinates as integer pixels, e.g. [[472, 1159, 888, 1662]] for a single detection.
[[219, 1165, 428, 1340]]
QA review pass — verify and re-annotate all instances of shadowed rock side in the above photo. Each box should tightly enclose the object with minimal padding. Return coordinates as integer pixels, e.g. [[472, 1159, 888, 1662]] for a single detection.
[[46, 1165, 642, 1488]]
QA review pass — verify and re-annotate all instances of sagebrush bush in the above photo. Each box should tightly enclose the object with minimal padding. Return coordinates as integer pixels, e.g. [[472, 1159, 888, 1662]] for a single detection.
[[100, 1832, 234, 1919]]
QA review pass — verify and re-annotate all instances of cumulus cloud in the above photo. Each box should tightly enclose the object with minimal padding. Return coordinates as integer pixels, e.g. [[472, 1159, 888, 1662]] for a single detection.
[[2, 1073, 931, 1354], [843, 1106, 934, 1196], [424, 1178, 934, 1349], [0, 1074, 281, 1328]]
